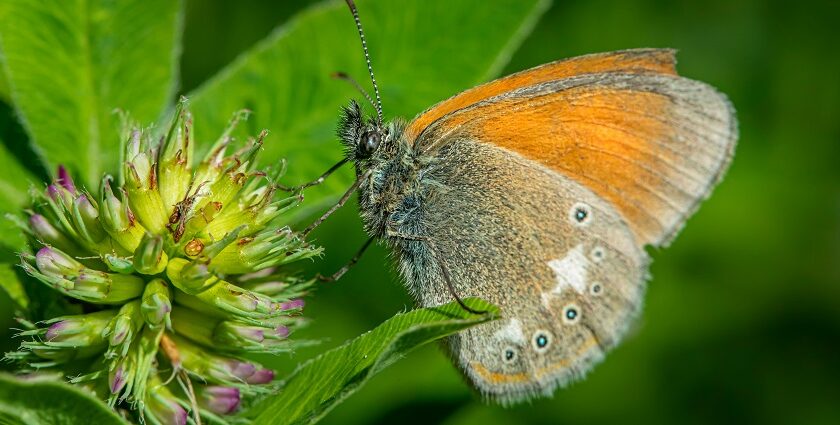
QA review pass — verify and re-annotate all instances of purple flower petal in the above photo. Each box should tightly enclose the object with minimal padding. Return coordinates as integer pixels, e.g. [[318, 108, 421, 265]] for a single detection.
[[74, 194, 97, 217], [200, 386, 241, 415], [163, 402, 188, 425], [35, 246, 78, 275], [239, 327, 264, 343], [245, 367, 274, 384], [226, 360, 257, 380], [273, 325, 289, 339], [30, 215, 62, 243], [280, 299, 305, 311], [44, 321, 67, 341], [238, 268, 276, 281], [57, 165, 77, 193], [109, 365, 126, 394], [46, 184, 61, 201]]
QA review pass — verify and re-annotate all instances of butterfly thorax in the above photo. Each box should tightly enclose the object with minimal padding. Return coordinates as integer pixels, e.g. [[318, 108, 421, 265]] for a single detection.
[[356, 121, 427, 239], [336, 100, 422, 238]]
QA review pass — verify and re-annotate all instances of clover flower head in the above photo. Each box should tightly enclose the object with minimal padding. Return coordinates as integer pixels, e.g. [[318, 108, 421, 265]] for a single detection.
[[6, 99, 321, 424]]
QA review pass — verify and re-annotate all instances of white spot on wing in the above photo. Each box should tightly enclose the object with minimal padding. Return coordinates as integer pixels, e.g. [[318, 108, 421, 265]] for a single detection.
[[494, 318, 525, 344], [547, 244, 589, 295], [541, 292, 552, 308]]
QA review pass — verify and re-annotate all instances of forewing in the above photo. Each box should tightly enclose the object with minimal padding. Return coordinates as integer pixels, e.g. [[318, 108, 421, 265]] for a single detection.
[[404, 48, 678, 142], [410, 50, 737, 246]]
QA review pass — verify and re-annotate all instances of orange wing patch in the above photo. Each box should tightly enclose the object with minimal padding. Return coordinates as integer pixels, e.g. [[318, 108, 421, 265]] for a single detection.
[[408, 69, 736, 246], [404, 49, 677, 141]]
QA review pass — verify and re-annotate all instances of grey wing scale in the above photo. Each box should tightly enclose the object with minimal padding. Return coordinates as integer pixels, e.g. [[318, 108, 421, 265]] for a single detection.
[[387, 139, 648, 404]]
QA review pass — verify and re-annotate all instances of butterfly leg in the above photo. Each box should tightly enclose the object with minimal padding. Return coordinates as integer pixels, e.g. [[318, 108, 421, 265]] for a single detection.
[[302, 169, 373, 237], [317, 236, 374, 282], [386, 227, 487, 315], [277, 158, 349, 192]]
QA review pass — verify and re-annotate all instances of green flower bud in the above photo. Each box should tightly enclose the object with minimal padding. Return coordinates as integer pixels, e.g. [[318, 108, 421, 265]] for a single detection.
[[197, 385, 241, 416], [165, 258, 218, 295], [99, 176, 145, 252], [191, 137, 263, 219], [102, 253, 135, 274], [209, 227, 322, 274], [34, 246, 84, 276], [141, 279, 172, 329], [158, 98, 194, 210], [17, 310, 116, 364], [134, 233, 168, 275], [129, 326, 165, 406], [214, 320, 291, 351], [204, 192, 301, 238], [180, 201, 223, 239], [101, 300, 143, 358], [28, 214, 81, 255], [74, 270, 146, 304], [24, 247, 145, 304], [239, 276, 313, 302], [57, 165, 77, 193], [43, 311, 116, 345], [172, 278, 291, 325], [71, 194, 107, 244], [108, 355, 135, 403], [46, 183, 76, 216], [192, 110, 250, 188], [172, 335, 274, 387], [124, 129, 169, 233], [170, 307, 292, 353], [145, 375, 188, 425]]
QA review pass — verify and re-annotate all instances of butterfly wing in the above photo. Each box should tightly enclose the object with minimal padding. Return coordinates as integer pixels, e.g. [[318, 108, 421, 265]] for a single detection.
[[393, 139, 648, 403], [404, 48, 680, 143], [408, 49, 736, 246], [388, 49, 736, 402]]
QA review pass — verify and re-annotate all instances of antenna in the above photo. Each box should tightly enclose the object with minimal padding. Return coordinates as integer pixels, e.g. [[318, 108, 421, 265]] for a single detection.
[[345, 0, 383, 125], [332, 71, 377, 113]]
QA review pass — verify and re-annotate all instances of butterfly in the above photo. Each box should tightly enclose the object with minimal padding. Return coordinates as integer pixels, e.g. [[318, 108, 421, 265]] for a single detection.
[[294, 0, 737, 404]]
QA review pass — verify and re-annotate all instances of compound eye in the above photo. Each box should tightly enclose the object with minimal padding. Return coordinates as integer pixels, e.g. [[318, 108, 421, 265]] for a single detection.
[[358, 130, 380, 157]]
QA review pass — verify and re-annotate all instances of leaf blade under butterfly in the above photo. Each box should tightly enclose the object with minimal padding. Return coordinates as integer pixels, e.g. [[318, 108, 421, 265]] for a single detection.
[[188, 0, 550, 222], [244, 298, 498, 425]]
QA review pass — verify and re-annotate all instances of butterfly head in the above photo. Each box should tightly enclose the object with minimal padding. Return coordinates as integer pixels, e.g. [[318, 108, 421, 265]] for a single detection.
[[337, 100, 389, 162], [336, 0, 398, 166]]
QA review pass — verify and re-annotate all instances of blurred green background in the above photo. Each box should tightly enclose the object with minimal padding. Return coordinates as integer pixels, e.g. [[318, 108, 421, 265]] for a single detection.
[[3, 0, 839, 424]]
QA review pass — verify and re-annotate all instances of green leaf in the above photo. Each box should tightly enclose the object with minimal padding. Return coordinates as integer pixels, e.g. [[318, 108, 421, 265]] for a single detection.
[[0, 142, 31, 317], [189, 0, 549, 217], [0, 140, 33, 215], [0, 373, 127, 425], [244, 298, 498, 425], [0, 119, 33, 316], [0, 0, 184, 188], [0, 72, 10, 104], [0, 263, 27, 313]]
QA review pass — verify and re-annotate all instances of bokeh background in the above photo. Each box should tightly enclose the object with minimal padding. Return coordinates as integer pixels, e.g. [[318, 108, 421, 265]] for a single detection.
[[3, 0, 839, 424]]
